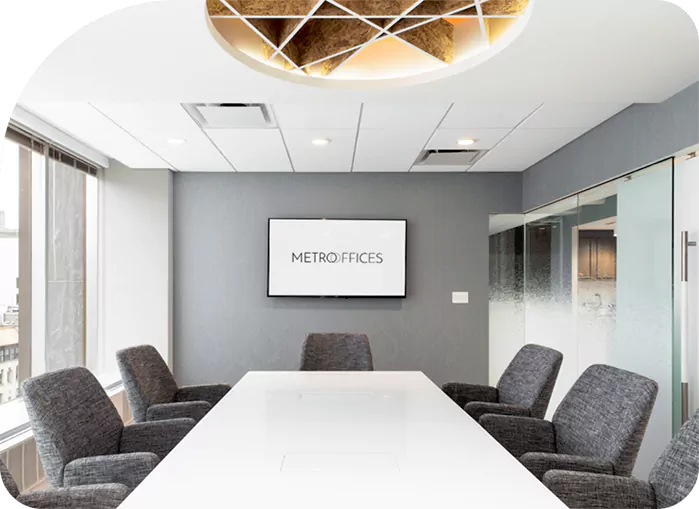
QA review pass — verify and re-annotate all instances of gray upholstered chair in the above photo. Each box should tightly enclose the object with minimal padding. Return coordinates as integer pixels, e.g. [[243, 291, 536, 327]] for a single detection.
[[1, 458, 128, 509], [442, 344, 563, 420], [544, 409, 699, 509], [480, 364, 658, 480], [22, 367, 196, 490], [117, 344, 231, 423], [300, 333, 374, 371]]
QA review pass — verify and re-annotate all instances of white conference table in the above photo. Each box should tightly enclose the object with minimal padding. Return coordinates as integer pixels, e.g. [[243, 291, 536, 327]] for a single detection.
[[120, 372, 566, 508]]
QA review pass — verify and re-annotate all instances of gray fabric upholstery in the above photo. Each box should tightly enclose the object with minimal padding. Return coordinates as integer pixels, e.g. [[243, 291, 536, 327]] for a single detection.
[[3, 457, 128, 509], [300, 333, 374, 371], [479, 415, 556, 459], [521, 452, 614, 479], [496, 344, 563, 419], [176, 384, 231, 406], [63, 453, 158, 490], [117, 345, 231, 423], [482, 364, 658, 481], [442, 344, 562, 420], [441, 383, 498, 409], [16, 484, 129, 509], [464, 401, 530, 421], [22, 367, 196, 489], [552, 364, 658, 477], [22, 367, 124, 487], [146, 401, 211, 422], [543, 409, 699, 509], [119, 419, 195, 459], [117, 345, 181, 423], [648, 409, 699, 508], [544, 470, 656, 509]]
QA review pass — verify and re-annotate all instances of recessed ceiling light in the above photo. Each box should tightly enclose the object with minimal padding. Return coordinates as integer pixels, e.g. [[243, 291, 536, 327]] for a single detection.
[[312, 138, 331, 146], [167, 138, 187, 145], [457, 138, 476, 146]]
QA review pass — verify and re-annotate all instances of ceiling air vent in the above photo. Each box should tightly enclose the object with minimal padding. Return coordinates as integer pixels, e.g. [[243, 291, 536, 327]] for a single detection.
[[183, 103, 276, 129], [416, 149, 488, 166]]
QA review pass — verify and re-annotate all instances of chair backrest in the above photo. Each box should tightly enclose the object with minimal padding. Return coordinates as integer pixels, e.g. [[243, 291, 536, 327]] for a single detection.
[[649, 409, 699, 508], [300, 333, 374, 371], [0, 459, 19, 499], [22, 367, 124, 487], [496, 344, 563, 418], [552, 364, 658, 476], [116, 345, 180, 423]]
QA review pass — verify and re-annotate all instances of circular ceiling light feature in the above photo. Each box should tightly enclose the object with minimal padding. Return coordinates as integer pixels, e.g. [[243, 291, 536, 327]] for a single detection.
[[206, 0, 532, 82], [312, 138, 331, 146], [457, 138, 476, 146], [167, 138, 187, 145]]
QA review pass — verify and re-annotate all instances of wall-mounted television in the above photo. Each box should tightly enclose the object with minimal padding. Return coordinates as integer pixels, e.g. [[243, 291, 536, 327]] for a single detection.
[[267, 219, 407, 298]]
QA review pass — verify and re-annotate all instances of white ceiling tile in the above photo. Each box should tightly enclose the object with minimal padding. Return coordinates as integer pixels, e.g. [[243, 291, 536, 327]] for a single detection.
[[21, 102, 169, 169], [282, 129, 356, 172], [353, 128, 433, 172], [521, 102, 631, 129], [440, 103, 542, 129], [472, 127, 589, 171], [360, 103, 452, 130], [427, 129, 511, 150], [91, 103, 233, 172], [410, 165, 471, 172], [272, 103, 362, 130], [205, 129, 292, 172]]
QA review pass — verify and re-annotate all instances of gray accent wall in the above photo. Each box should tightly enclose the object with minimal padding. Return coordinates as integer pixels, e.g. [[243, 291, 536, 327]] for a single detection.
[[523, 82, 699, 211], [173, 172, 521, 387]]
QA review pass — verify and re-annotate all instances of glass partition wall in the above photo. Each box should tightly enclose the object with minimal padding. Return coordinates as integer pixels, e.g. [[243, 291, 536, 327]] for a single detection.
[[489, 158, 675, 479]]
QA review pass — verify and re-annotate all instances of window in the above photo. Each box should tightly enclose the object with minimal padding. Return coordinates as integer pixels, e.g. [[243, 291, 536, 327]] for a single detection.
[[1, 127, 101, 407], [0, 368, 3, 385]]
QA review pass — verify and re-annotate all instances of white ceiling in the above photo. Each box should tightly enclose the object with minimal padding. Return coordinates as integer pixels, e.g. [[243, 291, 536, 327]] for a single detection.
[[17, 0, 698, 104], [13, 0, 699, 173], [21, 100, 631, 172]]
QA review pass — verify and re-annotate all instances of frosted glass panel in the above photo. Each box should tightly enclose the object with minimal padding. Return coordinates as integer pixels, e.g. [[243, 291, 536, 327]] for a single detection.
[[614, 160, 674, 479], [489, 217, 524, 387], [489, 159, 676, 480], [524, 196, 579, 418], [576, 186, 618, 380]]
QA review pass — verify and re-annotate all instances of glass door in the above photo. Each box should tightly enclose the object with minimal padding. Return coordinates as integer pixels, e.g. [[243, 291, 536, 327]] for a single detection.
[[674, 152, 699, 433]]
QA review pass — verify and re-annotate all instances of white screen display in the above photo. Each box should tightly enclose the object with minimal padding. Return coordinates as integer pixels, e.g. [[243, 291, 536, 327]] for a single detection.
[[268, 219, 407, 297]]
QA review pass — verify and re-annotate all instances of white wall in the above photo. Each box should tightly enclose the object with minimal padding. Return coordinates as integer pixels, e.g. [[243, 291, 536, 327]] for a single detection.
[[96, 161, 172, 383]]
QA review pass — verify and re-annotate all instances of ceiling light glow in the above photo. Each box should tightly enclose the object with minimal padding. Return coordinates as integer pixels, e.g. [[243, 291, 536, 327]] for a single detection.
[[167, 138, 187, 145], [457, 138, 476, 146], [312, 138, 331, 146]]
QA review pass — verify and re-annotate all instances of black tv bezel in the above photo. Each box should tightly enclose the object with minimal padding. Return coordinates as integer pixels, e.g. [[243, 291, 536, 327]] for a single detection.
[[267, 218, 408, 299]]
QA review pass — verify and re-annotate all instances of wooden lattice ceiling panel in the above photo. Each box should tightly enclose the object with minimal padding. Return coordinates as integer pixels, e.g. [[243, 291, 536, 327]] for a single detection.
[[207, 0, 532, 79]]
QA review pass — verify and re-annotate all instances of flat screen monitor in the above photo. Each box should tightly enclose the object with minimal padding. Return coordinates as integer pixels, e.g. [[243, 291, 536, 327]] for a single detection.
[[267, 219, 407, 298]]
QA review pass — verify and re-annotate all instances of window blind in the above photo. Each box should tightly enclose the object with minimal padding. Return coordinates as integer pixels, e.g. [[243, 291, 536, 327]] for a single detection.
[[5, 124, 100, 176]]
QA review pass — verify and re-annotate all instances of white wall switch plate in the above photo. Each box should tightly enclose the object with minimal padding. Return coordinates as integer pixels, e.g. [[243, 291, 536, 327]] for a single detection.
[[452, 292, 469, 304]]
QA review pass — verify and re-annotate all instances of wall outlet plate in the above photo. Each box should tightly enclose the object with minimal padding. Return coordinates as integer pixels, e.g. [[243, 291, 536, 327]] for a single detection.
[[452, 292, 469, 304]]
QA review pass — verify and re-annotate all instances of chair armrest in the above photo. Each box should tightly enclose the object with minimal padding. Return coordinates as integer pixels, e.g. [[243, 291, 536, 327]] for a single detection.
[[479, 415, 556, 458], [465, 402, 531, 421], [176, 384, 231, 406], [441, 383, 498, 408], [120, 418, 196, 459], [17, 484, 130, 509], [146, 401, 211, 422], [543, 470, 656, 509], [521, 452, 615, 480], [63, 453, 158, 489]]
